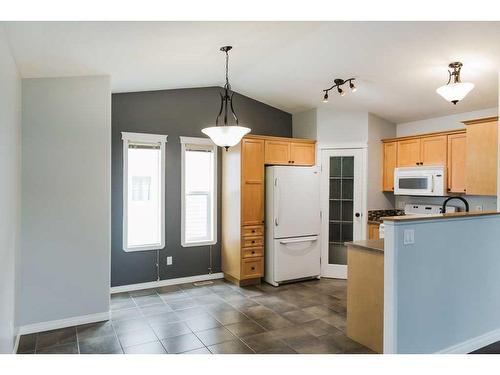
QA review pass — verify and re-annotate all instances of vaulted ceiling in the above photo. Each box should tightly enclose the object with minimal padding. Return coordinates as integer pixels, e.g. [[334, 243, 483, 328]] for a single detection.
[[4, 21, 500, 122]]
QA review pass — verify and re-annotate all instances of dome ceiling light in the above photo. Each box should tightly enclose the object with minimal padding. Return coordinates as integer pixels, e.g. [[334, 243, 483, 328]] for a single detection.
[[202, 46, 250, 150], [322, 78, 357, 103], [436, 62, 475, 105]]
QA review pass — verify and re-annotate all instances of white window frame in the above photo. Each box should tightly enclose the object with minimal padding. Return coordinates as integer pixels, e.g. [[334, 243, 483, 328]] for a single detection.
[[180, 136, 218, 247], [122, 132, 168, 252]]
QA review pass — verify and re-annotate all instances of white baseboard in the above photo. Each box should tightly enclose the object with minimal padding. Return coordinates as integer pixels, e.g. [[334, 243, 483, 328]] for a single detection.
[[436, 328, 500, 354], [111, 272, 224, 294], [12, 331, 20, 354], [18, 311, 110, 336]]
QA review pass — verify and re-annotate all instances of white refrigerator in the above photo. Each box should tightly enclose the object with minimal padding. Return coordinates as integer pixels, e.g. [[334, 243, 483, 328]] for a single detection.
[[264, 166, 321, 286]]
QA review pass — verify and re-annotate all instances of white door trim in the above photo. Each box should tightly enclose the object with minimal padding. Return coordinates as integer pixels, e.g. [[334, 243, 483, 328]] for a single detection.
[[319, 147, 367, 279]]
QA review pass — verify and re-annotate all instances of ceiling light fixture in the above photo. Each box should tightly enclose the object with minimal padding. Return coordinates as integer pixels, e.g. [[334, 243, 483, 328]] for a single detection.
[[322, 78, 356, 103], [436, 62, 474, 105], [202, 46, 250, 150]]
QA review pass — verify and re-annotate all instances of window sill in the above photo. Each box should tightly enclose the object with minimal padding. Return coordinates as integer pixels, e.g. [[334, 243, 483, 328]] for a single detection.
[[123, 243, 165, 252], [181, 240, 217, 248]]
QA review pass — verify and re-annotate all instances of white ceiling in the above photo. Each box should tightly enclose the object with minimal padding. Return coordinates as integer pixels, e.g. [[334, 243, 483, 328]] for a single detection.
[[4, 21, 500, 123]]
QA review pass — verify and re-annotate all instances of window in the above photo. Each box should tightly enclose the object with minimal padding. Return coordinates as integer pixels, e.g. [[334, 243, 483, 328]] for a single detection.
[[181, 136, 217, 247], [122, 132, 167, 252]]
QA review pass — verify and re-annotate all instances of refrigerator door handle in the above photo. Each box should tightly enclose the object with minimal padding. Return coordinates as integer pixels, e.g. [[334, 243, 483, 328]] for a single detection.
[[274, 177, 279, 226], [279, 236, 318, 244]]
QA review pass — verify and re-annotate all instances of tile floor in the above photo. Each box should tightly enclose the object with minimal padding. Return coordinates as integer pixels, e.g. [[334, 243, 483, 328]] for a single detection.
[[17, 278, 376, 354]]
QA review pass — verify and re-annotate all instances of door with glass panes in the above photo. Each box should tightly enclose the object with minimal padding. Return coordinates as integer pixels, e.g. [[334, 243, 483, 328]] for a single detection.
[[320, 149, 364, 279]]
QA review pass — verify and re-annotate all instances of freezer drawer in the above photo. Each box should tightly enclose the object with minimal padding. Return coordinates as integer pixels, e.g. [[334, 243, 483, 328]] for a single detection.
[[274, 236, 320, 282]]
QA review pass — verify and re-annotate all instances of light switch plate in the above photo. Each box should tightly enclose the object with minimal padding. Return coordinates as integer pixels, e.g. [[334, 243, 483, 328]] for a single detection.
[[403, 229, 415, 245], [167, 256, 173, 265]]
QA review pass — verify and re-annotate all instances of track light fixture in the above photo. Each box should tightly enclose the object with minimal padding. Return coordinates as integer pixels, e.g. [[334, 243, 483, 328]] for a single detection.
[[322, 78, 356, 103]]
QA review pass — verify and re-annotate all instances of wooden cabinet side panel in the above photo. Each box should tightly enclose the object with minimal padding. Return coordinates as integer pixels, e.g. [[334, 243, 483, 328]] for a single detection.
[[397, 138, 421, 167], [420, 135, 447, 166], [382, 142, 397, 191], [347, 247, 384, 353], [290, 142, 316, 166], [221, 145, 242, 279], [466, 121, 498, 196], [447, 133, 467, 193]]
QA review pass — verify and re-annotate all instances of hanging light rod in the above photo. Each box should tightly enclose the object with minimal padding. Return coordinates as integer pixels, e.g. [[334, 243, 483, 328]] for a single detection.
[[202, 46, 251, 150], [322, 78, 357, 103]]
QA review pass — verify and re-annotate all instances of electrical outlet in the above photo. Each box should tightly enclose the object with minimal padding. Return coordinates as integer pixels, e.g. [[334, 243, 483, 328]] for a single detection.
[[475, 205, 483, 212], [167, 256, 173, 266], [403, 229, 415, 245]]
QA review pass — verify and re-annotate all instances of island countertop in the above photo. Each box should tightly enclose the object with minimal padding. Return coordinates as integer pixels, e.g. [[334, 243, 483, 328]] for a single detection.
[[382, 210, 500, 223], [345, 239, 384, 252]]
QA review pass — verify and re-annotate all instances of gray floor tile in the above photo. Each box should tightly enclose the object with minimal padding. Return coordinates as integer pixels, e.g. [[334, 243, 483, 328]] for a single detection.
[[161, 333, 204, 353], [185, 315, 221, 332], [255, 314, 293, 330], [111, 307, 142, 321], [301, 305, 336, 319], [195, 327, 236, 346], [112, 317, 150, 334], [129, 288, 157, 297], [151, 321, 192, 340], [224, 321, 265, 338], [17, 334, 37, 353], [183, 347, 211, 354], [193, 294, 224, 305], [242, 331, 290, 353], [133, 294, 164, 307], [282, 309, 317, 324], [146, 311, 182, 326], [117, 327, 158, 347], [208, 339, 254, 354], [79, 334, 122, 354], [239, 305, 276, 320], [36, 327, 77, 350], [37, 342, 79, 354], [174, 307, 210, 320], [124, 341, 166, 354], [209, 309, 249, 325], [139, 304, 173, 316], [77, 321, 115, 340], [167, 298, 199, 311], [299, 319, 342, 337], [111, 298, 136, 311]]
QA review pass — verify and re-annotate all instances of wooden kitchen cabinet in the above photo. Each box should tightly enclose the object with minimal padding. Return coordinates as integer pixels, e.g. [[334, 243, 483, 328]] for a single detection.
[[264, 140, 290, 165], [222, 134, 316, 286], [397, 138, 421, 167], [447, 133, 467, 193], [382, 141, 397, 192], [420, 135, 447, 166], [264, 138, 316, 165], [290, 142, 316, 165], [464, 117, 498, 196]]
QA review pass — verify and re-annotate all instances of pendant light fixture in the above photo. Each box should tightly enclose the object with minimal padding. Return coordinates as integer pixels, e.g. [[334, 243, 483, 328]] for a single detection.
[[436, 62, 474, 105], [202, 46, 250, 150]]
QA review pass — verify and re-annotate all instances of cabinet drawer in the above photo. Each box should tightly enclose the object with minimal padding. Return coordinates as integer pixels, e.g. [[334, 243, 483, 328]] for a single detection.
[[241, 257, 263, 278], [242, 247, 263, 259], [242, 225, 264, 237], [242, 236, 264, 248]]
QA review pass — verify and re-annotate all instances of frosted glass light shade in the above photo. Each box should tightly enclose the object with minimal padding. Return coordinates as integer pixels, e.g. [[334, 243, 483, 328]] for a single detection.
[[436, 82, 475, 104], [202, 125, 251, 148]]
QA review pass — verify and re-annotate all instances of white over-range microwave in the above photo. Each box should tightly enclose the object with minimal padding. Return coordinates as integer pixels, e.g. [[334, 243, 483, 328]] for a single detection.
[[394, 166, 447, 196]]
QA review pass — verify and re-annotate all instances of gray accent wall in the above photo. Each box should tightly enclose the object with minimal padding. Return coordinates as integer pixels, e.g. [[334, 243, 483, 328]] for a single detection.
[[112, 86, 291, 287]]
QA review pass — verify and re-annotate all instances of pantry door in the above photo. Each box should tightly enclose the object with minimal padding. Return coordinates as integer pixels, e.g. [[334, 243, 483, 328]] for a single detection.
[[320, 148, 365, 279]]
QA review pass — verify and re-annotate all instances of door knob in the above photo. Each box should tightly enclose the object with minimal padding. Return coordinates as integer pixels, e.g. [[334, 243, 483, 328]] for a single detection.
[[355, 212, 361, 218]]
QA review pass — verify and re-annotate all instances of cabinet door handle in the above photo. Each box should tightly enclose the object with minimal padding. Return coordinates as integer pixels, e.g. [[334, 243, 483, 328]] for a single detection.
[[251, 240, 256, 244], [251, 267, 255, 270], [251, 229, 256, 233]]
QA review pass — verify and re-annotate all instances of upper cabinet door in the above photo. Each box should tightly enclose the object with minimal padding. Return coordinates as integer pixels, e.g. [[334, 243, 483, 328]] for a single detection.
[[397, 138, 421, 167], [465, 119, 498, 196], [447, 133, 466, 193], [382, 141, 397, 192], [420, 135, 447, 166], [290, 142, 316, 166], [265, 140, 290, 165], [242, 138, 265, 182]]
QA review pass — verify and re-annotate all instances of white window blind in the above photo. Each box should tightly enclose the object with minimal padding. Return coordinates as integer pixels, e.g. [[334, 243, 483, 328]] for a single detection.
[[122, 132, 167, 252], [181, 137, 217, 247]]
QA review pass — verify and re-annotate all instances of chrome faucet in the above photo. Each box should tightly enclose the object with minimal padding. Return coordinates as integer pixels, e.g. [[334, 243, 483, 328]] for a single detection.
[[442, 196, 470, 213]]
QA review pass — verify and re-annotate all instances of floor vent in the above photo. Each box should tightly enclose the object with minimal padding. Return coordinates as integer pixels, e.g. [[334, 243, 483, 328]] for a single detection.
[[193, 280, 214, 287]]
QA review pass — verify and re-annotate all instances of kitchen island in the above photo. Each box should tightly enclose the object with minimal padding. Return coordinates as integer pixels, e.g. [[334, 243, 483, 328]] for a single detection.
[[345, 239, 384, 353]]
